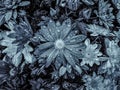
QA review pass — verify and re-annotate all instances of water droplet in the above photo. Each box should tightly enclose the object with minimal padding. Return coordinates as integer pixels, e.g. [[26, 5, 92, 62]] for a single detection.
[[75, 31, 78, 34], [49, 29, 52, 31], [70, 55, 72, 58], [48, 35, 51, 37], [67, 24, 71, 27], [67, 36, 70, 39], [43, 26, 46, 28], [50, 20, 52, 22], [57, 29, 60, 32]]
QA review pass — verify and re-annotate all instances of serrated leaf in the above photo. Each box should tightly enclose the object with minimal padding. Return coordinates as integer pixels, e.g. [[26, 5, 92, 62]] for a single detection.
[[97, 0, 115, 28], [112, 0, 120, 9], [87, 24, 111, 36]]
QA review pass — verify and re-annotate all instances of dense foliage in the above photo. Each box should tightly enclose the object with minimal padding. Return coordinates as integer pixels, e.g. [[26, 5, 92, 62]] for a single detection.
[[0, 0, 120, 90]]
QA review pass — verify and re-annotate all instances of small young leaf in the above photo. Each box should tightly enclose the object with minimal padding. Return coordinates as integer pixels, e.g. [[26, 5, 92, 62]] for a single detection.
[[0, 15, 4, 26], [22, 48, 34, 63], [59, 66, 67, 76], [74, 65, 82, 74], [5, 10, 13, 22], [12, 52, 22, 67], [13, 10, 17, 19], [19, 1, 30, 6]]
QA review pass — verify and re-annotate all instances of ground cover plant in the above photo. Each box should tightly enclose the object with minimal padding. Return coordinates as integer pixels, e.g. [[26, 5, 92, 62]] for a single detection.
[[0, 0, 120, 90]]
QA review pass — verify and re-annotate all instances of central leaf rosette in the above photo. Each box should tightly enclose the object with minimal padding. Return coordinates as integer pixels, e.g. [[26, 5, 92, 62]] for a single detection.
[[54, 39, 65, 49], [34, 19, 86, 75]]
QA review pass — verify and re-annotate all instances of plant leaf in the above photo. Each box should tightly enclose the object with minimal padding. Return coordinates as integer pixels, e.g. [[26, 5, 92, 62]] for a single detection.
[[59, 66, 66, 76]]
